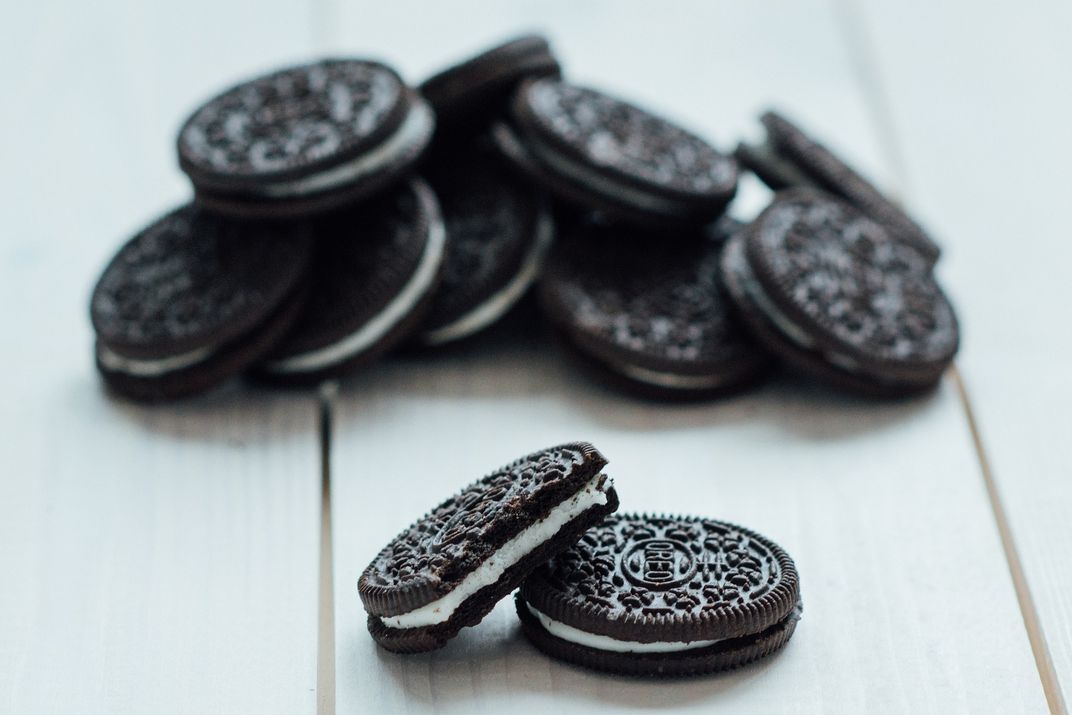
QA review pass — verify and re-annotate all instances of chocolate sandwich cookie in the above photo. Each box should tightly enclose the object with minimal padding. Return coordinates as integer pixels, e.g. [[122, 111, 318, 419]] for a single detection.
[[516, 514, 802, 677], [493, 78, 737, 227], [721, 189, 959, 396], [178, 59, 434, 219], [736, 110, 940, 261], [255, 179, 445, 382], [417, 144, 553, 346], [539, 217, 773, 398], [359, 442, 619, 653], [90, 204, 311, 401], [420, 34, 561, 137]]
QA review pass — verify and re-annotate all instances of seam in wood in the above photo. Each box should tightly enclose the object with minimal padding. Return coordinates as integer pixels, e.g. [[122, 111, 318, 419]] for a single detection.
[[952, 368, 1068, 715], [834, 1, 1067, 710], [317, 381, 338, 715]]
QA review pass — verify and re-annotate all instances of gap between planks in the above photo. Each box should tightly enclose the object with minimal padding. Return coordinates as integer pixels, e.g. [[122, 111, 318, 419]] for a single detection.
[[317, 382, 338, 715], [833, 1, 1067, 712]]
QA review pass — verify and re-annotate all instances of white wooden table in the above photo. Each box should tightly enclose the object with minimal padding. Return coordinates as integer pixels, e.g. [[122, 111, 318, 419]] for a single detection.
[[2, 2, 1067, 713]]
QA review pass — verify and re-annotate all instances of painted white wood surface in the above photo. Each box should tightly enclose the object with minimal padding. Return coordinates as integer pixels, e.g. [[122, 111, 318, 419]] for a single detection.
[[329, 2, 1047, 712], [0, 2, 322, 713], [856, 2, 1072, 708]]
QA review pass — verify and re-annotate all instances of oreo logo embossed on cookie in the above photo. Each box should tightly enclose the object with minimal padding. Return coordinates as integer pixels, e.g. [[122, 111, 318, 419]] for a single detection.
[[516, 514, 802, 676]]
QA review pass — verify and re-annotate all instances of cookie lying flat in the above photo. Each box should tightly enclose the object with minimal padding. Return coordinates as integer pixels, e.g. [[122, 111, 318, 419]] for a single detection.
[[178, 59, 434, 219], [359, 442, 619, 653], [91, 204, 311, 401], [736, 110, 940, 262], [539, 217, 773, 398], [418, 143, 553, 346], [517, 513, 802, 677], [721, 189, 959, 396], [420, 34, 561, 137], [493, 78, 737, 227], [255, 179, 445, 382]]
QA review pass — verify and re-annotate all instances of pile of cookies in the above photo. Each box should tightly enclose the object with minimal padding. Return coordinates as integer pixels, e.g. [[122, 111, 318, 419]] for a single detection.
[[358, 442, 802, 676], [88, 34, 959, 402]]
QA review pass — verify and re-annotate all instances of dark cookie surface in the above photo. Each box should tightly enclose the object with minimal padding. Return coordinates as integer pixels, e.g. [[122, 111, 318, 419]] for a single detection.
[[521, 514, 800, 644], [178, 59, 406, 186], [745, 189, 958, 381], [359, 442, 609, 617], [90, 204, 311, 359], [514, 79, 737, 202], [540, 218, 772, 394], [258, 179, 443, 378], [419, 143, 549, 342], [757, 110, 940, 261], [420, 35, 560, 133]]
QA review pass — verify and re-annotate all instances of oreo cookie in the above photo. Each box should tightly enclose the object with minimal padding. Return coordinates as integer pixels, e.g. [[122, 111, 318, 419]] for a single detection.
[[736, 110, 940, 262], [255, 179, 445, 382], [359, 442, 619, 653], [516, 514, 802, 677], [493, 78, 737, 227], [420, 34, 561, 137], [417, 143, 553, 346], [721, 189, 959, 396], [178, 59, 434, 219], [539, 217, 773, 398], [90, 204, 311, 401]]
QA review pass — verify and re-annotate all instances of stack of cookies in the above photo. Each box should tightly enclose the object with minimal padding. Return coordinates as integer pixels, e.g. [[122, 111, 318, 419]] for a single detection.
[[358, 442, 803, 677], [89, 34, 959, 402]]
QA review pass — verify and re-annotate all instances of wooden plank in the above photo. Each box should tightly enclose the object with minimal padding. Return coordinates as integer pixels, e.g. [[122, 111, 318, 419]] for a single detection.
[[329, 2, 1047, 712], [0, 2, 322, 713], [852, 1, 1072, 709]]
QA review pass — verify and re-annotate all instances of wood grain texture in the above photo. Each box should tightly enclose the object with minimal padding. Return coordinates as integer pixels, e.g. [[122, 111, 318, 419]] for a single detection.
[[328, 2, 1047, 712], [853, 2, 1072, 708], [0, 2, 321, 713]]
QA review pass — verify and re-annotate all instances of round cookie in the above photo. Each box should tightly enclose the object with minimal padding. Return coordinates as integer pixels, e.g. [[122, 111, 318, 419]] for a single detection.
[[516, 513, 802, 677], [539, 217, 773, 398], [494, 78, 738, 227], [254, 179, 446, 382], [420, 34, 561, 137], [359, 442, 619, 653], [90, 204, 311, 401], [736, 110, 940, 262], [721, 188, 959, 396], [417, 143, 553, 346], [178, 59, 434, 219]]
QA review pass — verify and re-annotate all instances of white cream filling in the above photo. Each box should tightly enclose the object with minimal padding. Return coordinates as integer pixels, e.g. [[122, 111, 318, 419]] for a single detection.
[[260, 201, 446, 375], [525, 602, 722, 653], [378, 474, 612, 630], [421, 207, 554, 346], [96, 343, 213, 377], [257, 99, 434, 198], [614, 363, 729, 391], [525, 134, 697, 216]]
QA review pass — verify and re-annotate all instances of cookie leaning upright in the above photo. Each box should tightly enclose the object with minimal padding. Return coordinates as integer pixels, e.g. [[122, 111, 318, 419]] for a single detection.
[[420, 34, 561, 138], [90, 204, 311, 401], [736, 110, 940, 262], [493, 78, 738, 227], [359, 442, 619, 653], [516, 514, 801, 676], [177, 59, 434, 219], [721, 188, 959, 396]]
